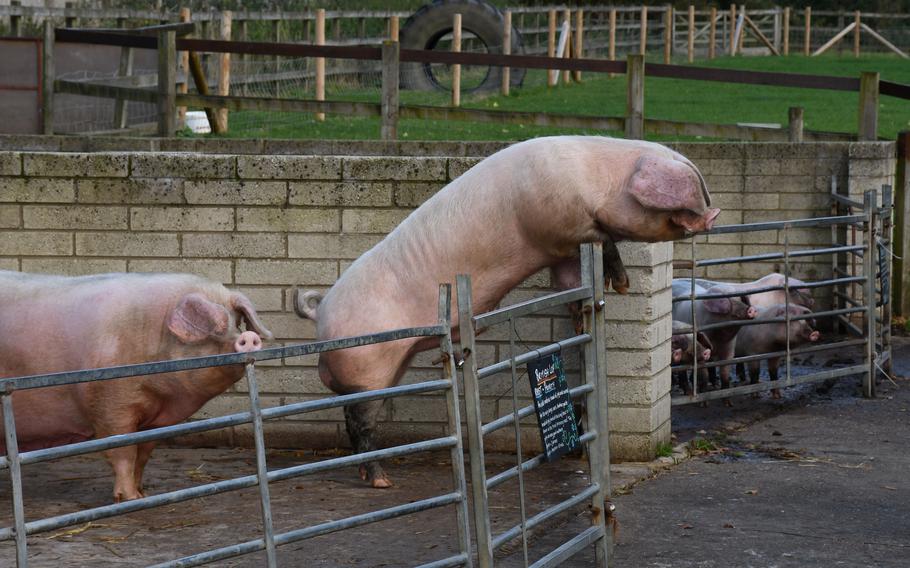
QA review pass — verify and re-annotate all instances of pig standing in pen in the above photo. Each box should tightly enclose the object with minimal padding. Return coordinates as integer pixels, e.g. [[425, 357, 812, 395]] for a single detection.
[[296, 136, 720, 487], [672, 280, 757, 397], [735, 304, 820, 398], [0, 271, 272, 502]]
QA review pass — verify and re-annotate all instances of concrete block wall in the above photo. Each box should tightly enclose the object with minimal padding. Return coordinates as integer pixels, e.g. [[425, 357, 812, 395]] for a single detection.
[[0, 139, 896, 462]]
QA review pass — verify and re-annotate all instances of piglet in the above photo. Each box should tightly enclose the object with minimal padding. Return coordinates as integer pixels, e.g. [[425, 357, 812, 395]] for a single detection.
[[735, 304, 820, 398], [0, 271, 272, 502], [671, 321, 713, 395], [297, 136, 720, 488], [672, 280, 757, 398]]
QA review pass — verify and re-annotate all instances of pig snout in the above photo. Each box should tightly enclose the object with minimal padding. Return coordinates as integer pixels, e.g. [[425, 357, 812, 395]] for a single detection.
[[701, 348, 711, 362], [746, 306, 758, 319], [704, 208, 721, 231], [808, 330, 820, 342], [234, 331, 263, 353]]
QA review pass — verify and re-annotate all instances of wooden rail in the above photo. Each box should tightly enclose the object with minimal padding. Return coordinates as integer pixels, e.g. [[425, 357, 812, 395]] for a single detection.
[[43, 27, 908, 144]]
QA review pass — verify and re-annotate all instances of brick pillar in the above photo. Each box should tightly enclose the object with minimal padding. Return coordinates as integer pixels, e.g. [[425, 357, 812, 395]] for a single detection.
[[604, 241, 673, 461]]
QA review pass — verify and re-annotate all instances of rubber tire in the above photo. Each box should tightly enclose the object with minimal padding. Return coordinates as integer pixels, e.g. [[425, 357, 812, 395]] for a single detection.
[[399, 0, 525, 92]]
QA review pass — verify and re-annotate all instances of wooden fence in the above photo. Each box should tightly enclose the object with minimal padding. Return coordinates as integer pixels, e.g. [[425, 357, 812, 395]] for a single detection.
[[43, 24, 910, 144], [4, 3, 910, 60]]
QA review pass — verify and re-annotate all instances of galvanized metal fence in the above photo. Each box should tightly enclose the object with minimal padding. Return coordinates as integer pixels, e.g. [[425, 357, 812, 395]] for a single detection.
[[1, 243, 613, 567], [671, 185, 892, 405], [0, 284, 472, 568], [456, 242, 612, 568]]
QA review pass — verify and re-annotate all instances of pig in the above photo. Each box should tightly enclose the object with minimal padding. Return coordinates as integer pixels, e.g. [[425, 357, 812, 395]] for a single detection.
[[671, 321, 713, 396], [672, 280, 757, 397], [0, 271, 272, 502], [735, 304, 820, 398], [296, 136, 720, 488], [694, 273, 814, 310]]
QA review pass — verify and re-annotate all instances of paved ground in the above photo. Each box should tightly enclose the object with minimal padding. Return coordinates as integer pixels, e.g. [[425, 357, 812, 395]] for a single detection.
[[610, 337, 910, 568], [0, 339, 907, 567]]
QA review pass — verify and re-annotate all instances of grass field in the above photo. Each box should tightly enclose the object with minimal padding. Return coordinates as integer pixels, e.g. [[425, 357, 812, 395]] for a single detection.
[[214, 54, 910, 142]]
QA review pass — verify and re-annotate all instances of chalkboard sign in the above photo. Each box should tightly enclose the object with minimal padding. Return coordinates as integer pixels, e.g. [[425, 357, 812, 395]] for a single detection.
[[527, 353, 580, 461]]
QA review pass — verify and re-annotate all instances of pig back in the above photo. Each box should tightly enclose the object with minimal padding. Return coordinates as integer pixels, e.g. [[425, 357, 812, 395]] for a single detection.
[[0, 271, 233, 377]]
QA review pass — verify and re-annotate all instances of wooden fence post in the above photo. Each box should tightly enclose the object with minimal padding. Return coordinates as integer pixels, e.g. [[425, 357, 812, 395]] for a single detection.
[[452, 13, 461, 107], [709, 7, 717, 59], [218, 10, 231, 131], [625, 54, 644, 140], [854, 11, 861, 57], [858, 72, 879, 141], [175, 7, 189, 126], [788, 106, 803, 142], [271, 18, 280, 97], [640, 6, 648, 55], [10, 1, 21, 37], [502, 11, 511, 95], [547, 9, 556, 87], [238, 18, 248, 96], [42, 20, 54, 135], [729, 4, 736, 54], [687, 5, 695, 63], [804, 7, 811, 56], [381, 41, 399, 141], [663, 5, 672, 64], [389, 15, 399, 41], [737, 5, 745, 53], [562, 8, 571, 84], [608, 9, 616, 78], [573, 9, 583, 82], [895, 131, 910, 316], [114, 18, 135, 130], [157, 29, 176, 137], [315, 8, 325, 121], [783, 7, 790, 55]]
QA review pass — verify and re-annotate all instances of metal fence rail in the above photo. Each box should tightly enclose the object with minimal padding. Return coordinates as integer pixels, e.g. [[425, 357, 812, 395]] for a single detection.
[[1, 285, 472, 568], [457, 243, 611, 568], [671, 186, 891, 406]]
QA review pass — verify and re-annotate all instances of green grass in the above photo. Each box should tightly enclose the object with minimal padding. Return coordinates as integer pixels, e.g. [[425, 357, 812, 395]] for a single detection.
[[655, 441, 675, 458], [214, 53, 910, 142]]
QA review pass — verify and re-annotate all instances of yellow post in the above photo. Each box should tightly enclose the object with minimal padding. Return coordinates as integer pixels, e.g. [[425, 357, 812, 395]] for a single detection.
[[452, 13, 461, 107], [316, 8, 325, 121], [218, 10, 231, 131], [573, 9, 583, 82], [502, 11, 511, 95]]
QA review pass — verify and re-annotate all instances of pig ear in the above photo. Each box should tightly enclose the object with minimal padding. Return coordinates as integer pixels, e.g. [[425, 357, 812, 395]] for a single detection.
[[167, 293, 229, 344], [702, 298, 731, 314], [672, 348, 683, 364], [628, 154, 709, 212], [231, 293, 274, 341]]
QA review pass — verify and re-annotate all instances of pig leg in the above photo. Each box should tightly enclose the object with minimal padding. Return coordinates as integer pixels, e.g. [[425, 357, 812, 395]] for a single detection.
[[602, 238, 629, 294], [747, 361, 762, 399], [768, 357, 782, 399], [104, 445, 144, 502], [133, 441, 157, 495], [344, 400, 392, 488]]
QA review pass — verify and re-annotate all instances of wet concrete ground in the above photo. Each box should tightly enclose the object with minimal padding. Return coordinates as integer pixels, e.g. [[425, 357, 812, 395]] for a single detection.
[[1, 339, 905, 567]]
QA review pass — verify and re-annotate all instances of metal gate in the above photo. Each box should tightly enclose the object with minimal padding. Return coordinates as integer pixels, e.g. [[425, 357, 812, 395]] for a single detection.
[[456, 243, 612, 568], [0, 285, 472, 567], [1, 245, 613, 567], [671, 184, 892, 405]]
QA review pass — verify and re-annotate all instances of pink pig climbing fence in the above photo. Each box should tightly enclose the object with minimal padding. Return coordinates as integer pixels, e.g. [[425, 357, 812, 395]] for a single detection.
[[671, 183, 893, 406]]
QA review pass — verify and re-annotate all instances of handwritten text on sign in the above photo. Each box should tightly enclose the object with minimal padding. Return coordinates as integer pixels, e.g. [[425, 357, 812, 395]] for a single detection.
[[527, 353, 580, 461]]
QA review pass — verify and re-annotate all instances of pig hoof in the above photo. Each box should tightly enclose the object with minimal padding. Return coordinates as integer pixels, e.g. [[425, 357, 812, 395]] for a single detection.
[[371, 476, 394, 489], [723, 399, 733, 408], [359, 464, 369, 481]]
